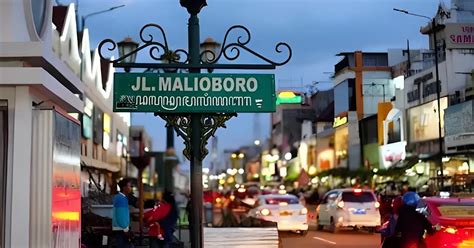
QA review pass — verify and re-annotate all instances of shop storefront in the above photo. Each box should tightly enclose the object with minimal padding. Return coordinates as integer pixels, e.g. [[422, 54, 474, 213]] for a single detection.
[[407, 97, 448, 170], [0, 1, 84, 247], [444, 99, 474, 192], [316, 131, 335, 172]]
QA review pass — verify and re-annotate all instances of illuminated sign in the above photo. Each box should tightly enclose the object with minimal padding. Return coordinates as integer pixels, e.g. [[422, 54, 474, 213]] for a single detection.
[[333, 116, 348, 128], [276, 91, 302, 105], [103, 113, 111, 150], [82, 97, 93, 139]]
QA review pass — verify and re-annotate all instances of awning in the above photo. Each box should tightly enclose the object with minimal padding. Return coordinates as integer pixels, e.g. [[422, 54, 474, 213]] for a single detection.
[[81, 156, 120, 172]]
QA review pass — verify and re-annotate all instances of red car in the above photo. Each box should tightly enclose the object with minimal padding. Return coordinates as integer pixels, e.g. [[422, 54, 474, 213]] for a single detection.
[[418, 197, 474, 248]]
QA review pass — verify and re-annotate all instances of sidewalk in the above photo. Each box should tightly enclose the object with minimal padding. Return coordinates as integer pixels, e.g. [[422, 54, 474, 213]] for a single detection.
[[204, 227, 279, 248]]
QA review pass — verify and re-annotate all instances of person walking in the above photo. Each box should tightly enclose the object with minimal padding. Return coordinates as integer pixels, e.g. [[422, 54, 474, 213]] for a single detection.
[[144, 198, 172, 248], [157, 191, 179, 248], [113, 179, 133, 248], [395, 192, 434, 248]]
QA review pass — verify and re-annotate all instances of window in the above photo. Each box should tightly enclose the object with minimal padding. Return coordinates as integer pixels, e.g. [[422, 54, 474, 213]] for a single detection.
[[341, 192, 376, 203]]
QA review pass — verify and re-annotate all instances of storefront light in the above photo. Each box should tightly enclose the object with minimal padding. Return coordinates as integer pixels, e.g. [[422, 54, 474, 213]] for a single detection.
[[238, 153, 245, 159], [372, 168, 379, 173], [238, 168, 244, 174], [308, 166, 317, 175], [264, 154, 273, 162], [102, 113, 111, 150], [284, 152, 292, 161], [415, 163, 425, 175], [442, 156, 450, 163], [279, 167, 287, 177], [226, 168, 233, 174], [458, 162, 469, 172]]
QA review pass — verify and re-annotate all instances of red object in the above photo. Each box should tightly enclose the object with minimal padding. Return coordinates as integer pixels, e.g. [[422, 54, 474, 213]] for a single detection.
[[421, 197, 474, 248], [392, 196, 403, 215], [144, 202, 171, 238]]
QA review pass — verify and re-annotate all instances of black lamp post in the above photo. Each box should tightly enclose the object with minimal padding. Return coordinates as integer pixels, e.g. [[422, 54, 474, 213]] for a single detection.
[[117, 37, 139, 72], [394, 8, 445, 189]]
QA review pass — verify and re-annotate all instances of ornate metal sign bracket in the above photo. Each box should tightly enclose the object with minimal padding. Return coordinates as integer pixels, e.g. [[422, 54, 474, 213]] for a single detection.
[[98, 24, 292, 70], [156, 113, 236, 161]]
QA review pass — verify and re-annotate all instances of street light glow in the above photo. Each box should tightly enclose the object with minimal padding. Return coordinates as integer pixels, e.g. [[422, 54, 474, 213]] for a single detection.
[[284, 152, 292, 161], [238, 153, 245, 159], [238, 168, 244, 174], [254, 139, 261, 146]]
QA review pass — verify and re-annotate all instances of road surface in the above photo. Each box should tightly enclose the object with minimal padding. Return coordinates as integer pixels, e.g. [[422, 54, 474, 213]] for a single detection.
[[280, 229, 380, 248]]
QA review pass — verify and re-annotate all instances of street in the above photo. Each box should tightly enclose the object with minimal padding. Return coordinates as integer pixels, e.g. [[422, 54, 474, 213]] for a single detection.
[[280, 229, 379, 248]]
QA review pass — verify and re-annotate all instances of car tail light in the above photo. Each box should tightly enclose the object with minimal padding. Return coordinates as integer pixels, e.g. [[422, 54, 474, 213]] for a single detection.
[[260, 208, 271, 216], [443, 226, 457, 234], [337, 201, 345, 209], [374, 202, 380, 209], [300, 207, 308, 215]]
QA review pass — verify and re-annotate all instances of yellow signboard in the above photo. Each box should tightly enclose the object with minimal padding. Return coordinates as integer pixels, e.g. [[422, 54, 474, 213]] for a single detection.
[[333, 116, 348, 128]]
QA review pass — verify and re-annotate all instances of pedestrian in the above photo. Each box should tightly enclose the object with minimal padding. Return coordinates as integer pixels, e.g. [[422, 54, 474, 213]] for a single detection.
[[395, 192, 434, 248], [144, 198, 171, 248], [380, 196, 403, 248], [159, 191, 179, 248], [113, 179, 133, 248]]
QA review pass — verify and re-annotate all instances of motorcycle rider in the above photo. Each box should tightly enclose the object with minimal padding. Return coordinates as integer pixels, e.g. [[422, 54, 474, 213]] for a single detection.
[[395, 192, 434, 248]]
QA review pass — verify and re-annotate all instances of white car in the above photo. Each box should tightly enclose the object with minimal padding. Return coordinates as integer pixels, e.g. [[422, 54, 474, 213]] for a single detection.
[[248, 194, 308, 235], [316, 188, 381, 232]]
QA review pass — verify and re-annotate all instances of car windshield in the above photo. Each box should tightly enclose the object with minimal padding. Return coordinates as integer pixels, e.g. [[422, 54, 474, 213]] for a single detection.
[[265, 197, 299, 205], [341, 192, 375, 203], [437, 204, 474, 218]]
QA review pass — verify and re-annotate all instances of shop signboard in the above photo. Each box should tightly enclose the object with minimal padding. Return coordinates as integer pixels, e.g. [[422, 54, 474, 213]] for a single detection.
[[379, 141, 407, 169], [444, 99, 474, 153], [113, 73, 276, 113], [445, 23, 474, 49]]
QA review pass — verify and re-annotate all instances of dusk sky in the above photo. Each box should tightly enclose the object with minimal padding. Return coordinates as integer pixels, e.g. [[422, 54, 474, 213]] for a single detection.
[[63, 0, 442, 167]]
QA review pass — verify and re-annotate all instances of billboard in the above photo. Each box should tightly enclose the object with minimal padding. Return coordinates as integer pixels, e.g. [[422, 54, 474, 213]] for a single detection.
[[445, 24, 474, 49]]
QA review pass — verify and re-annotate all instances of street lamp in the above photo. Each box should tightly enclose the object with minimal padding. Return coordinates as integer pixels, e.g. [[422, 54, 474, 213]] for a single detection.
[[200, 37, 221, 72], [117, 37, 139, 72], [81, 4, 125, 31], [394, 8, 445, 189]]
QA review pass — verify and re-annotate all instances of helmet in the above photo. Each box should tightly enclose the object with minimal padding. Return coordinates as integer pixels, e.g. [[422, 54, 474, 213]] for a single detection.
[[402, 192, 420, 207]]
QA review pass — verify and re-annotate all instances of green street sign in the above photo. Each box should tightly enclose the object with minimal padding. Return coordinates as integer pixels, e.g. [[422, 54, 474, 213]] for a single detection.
[[113, 73, 276, 113]]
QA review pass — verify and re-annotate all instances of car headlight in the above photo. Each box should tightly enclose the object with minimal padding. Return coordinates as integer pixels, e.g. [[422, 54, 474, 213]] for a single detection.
[[300, 207, 308, 215], [260, 208, 271, 216]]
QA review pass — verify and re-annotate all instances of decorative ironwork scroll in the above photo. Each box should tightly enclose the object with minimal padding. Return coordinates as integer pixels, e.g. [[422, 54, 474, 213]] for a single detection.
[[98, 24, 190, 64], [98, 24, 292, 70], [199, 25, 292, 66], [157, 113, 236, 161], [200, 114, 236, 160]]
